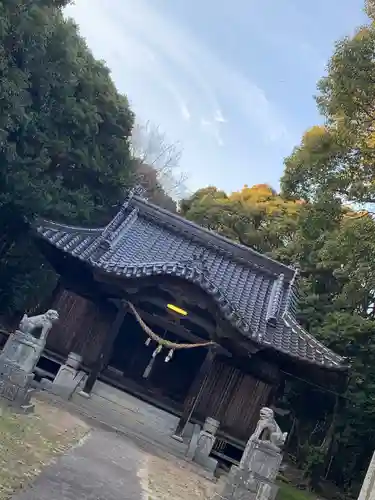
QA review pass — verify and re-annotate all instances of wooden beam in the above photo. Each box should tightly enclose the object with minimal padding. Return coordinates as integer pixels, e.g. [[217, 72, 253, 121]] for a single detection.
[[81, 303, 127, 395], [134, 295, 216, 334], [172, 346, 217, 439], [93, 271, 217, 330]]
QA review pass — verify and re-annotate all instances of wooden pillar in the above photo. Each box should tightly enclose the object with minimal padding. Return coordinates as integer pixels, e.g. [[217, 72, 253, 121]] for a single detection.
[[81, 302, 126, 395], [173, 346, 216, 439]]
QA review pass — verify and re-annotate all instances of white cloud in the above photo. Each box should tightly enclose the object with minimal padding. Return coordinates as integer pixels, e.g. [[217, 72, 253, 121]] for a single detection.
[[200, 118, 224, 147], [214, 110, 226, 123], [64, 0, 288, 145], [63, 0, 297, 193], [180, 103, 191, 122], [164, 82, 191, 121]]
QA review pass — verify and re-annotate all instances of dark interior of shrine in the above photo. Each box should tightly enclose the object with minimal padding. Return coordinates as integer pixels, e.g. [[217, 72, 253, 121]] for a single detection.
[[96, 278, 222, 412], [105, 310, 208, 411]]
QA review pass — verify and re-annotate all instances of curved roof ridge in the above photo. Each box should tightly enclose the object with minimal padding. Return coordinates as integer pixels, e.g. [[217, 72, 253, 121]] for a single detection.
[[35, 218, 105, 234], [283, 311, 347, 367], [131, 196, 296, 280]]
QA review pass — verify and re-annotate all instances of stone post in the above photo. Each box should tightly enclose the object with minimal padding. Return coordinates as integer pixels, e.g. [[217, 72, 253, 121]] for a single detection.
[[192, 417, 220, 473], [358, 450, 375, 500], [44, 352, 86, 399]]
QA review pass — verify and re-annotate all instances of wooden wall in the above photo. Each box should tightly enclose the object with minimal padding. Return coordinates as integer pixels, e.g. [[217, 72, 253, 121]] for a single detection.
[[194, 357, 272, 442], [48, 290, 115, 366], [47, 289, 273, 443]]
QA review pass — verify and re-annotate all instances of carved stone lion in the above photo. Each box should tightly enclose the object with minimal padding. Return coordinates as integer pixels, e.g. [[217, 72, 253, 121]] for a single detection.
[[18, 309, 59, 341], [250, 407, 288, 448]]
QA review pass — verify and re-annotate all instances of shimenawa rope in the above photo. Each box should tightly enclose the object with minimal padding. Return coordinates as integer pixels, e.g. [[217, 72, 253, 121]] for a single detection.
[[126, 301, 216, 350]]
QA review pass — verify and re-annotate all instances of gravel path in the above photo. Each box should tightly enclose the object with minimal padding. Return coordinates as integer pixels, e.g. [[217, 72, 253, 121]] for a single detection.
[[12, 430, 145, 500]]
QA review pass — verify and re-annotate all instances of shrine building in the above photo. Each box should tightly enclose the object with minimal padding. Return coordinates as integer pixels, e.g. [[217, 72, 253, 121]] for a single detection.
[[32, 192, 347, 460]]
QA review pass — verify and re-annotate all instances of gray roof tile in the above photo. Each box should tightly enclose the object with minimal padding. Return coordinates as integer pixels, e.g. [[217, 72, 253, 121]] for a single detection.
[[35, 195, 347, 371]]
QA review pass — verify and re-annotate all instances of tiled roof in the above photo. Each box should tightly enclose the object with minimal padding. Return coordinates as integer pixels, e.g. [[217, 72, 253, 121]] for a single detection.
[[35, 195, 347, 371]]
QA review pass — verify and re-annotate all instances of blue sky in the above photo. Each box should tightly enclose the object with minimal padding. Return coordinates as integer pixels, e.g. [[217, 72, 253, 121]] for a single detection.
[[65, 0, 368, 194]]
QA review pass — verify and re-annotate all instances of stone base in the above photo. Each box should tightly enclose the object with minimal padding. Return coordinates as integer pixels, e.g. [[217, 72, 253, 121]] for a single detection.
[[240, 439, 283, 481], [78, 390, 91, 399], [216, 439, 283, 500], [1, 330, 44, 373], [171, 434, 184, 442], [194, 454, 218, 475], [0, 401, 35, 414], [49, 365, 86, 400], [186, 424, 202, 459], [192, 426, 219, 474], [216, 466, 279, 500], [0, 359, 35, 412]]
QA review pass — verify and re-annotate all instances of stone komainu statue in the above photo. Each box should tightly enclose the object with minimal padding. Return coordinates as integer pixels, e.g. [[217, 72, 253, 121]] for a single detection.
[[18, 309, 59, 341], [250, 407, 288, 448]]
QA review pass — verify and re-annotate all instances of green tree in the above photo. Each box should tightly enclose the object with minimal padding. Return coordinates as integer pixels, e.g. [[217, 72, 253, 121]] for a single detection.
[[180, 3, 375, 492], [0, 0, 135, 314], [282, 18, 375, 207], [180, 184, 300, 258], [279, 3, 375, 491], [181, 185, 375, 494]]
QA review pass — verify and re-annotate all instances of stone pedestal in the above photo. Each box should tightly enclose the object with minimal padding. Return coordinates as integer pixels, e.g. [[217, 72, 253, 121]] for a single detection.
[[47, 352, 86, 399], [40, 352, 86, 400], [0, 330, 46, 411], [1, 330, 45, 373], [0, 360, 34, 411], [216, 440, 282, 500], [192, 417, 219, 473], [218, 465, 279, 500]]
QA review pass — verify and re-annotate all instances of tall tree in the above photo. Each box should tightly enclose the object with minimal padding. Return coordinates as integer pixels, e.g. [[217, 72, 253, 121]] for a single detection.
[[278, 3, 375, 492], [180, 184, 300, 259], [181, 185, 375, 494], [0, 0, 135, 314], [281, 18, 375, 208]]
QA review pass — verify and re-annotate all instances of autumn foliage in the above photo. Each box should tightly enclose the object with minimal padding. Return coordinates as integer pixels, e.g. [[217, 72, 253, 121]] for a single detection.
[[181, 3, 375, 493]]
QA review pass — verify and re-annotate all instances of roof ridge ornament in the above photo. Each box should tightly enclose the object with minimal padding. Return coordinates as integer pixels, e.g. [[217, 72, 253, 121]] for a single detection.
[[266, 274, 285, 327], [128, 184, 147, 201], [100, 184, 146, 242]]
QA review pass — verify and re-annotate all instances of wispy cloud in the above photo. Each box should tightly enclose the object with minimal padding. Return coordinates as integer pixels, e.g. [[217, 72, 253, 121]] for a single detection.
[[164, 83, 191, 121], [65, 0, 288, 146], [214, 110, 226, 123], [201, 118, 224, 147], [180, 103, 191, 122]]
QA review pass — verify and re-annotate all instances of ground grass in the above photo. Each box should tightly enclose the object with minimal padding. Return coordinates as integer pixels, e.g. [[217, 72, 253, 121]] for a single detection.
[[145, 456, 320, 500], [0, 399, 89, 499], [277, 482, 318, 500], [144, 451, 321, 500], [146, 453, 217, 499]]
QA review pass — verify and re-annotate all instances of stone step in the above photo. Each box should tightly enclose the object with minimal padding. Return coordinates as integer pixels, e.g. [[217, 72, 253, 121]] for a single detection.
[[91, 381, 179, 433], [70, 383, 188, 458]]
